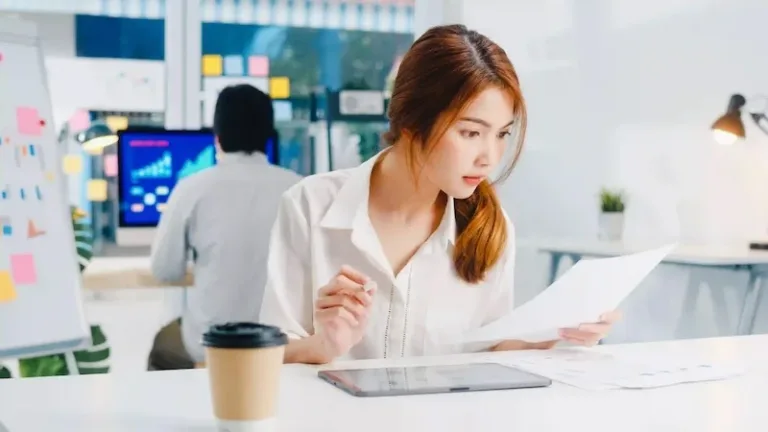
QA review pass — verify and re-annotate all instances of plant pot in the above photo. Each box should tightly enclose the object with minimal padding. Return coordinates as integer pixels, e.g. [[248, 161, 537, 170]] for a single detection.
[[598, 212, 624, 241]]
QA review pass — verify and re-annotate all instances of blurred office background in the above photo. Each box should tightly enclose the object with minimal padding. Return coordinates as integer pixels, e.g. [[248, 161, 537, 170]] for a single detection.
[[2, 0, 768, 373]]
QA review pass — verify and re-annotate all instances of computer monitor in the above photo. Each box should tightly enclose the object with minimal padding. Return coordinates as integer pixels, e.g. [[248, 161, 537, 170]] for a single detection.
[[116, 129, 216, 245], [115, 128, 278, 246]]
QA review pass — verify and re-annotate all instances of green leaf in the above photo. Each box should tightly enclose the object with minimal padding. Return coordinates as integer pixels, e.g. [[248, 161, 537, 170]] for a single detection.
[[599, 188, 626, 213], [19, 354, 68, 377]]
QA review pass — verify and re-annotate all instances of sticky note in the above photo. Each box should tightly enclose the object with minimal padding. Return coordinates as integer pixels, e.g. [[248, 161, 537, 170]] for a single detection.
[[0, 271, 16, 303], [62, 154, 83, 174], [68, 109, 91, 132], [87, 179, 108, 202], [269, 77, 290, 99], [45, 171, 55, 182], [28, 219, 45, 238], [224, 55, 244, 76], [16, 107, 43, 136], [2, 216, 11, 236], [248, 56, 269, 76], [10, 254, 37, 285], [202, 54, 223, 76], [105, 115, 128, 131], [104, 154, 118, 177], [273, 100, 293, 121]]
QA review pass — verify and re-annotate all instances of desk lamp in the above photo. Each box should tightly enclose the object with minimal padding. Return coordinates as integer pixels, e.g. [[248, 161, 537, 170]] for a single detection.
[[711, 94, 768, 146], [77, 122, 118, 155], [711, 93, 768, 249]]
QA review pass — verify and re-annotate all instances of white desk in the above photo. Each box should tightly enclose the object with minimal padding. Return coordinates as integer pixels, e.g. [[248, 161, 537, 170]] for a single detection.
[[82, 256, 192, 290], [536, 239, 768, 335], [0, 335, 764, 431]]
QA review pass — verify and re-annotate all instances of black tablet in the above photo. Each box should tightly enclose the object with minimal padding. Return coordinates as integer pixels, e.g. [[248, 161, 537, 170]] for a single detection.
[[318, 363, 552, 397]]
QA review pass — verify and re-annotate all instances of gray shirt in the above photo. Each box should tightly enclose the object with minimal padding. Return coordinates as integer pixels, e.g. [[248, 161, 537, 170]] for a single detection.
[[149, 151, 301, 362]]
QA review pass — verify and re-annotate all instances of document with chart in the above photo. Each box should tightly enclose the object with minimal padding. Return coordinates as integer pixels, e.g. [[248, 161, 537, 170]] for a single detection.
[[460, 243, 677, 344]]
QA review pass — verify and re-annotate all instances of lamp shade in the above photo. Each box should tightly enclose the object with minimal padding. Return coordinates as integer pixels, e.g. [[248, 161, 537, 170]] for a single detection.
[[711, 94, 747, 145], [76, 122, 117, 154]]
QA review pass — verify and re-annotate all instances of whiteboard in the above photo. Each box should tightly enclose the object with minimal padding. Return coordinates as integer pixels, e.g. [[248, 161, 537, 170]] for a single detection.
[[0, 19, 90, 359]]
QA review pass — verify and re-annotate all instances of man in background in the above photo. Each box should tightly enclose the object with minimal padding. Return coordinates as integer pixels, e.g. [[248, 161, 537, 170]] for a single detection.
[[148, 84, 301, 370]]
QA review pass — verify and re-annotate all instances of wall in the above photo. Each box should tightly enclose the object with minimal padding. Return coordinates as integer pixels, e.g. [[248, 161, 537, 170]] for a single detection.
[[456, 0, 768, 342], [0, 12, 75, 56]]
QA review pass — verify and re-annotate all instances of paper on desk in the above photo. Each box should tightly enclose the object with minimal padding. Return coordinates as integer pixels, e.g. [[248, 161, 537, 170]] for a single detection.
[[461, 243, 677, 344], [502, 348, 745, 391]]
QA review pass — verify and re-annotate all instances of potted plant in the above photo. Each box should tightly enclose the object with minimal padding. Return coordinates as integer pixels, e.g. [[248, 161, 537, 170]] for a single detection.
[[598, 188, 626, 241]]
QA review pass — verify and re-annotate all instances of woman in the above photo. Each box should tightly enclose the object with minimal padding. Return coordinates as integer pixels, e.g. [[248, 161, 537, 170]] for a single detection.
[[260, 25, 619, 364]]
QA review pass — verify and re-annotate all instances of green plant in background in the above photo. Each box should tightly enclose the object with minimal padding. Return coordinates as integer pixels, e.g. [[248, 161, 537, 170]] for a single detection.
[[8, 207, 110, 379], [600, 188, 626, 213]]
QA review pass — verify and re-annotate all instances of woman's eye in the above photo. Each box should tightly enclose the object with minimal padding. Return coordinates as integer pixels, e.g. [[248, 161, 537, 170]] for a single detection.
[[460, 130, 480, 138], [498, 131, 512, 139]]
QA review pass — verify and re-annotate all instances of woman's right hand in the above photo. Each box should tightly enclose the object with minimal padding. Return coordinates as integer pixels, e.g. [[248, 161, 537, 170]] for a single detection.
[[312, 265, 376, 362]]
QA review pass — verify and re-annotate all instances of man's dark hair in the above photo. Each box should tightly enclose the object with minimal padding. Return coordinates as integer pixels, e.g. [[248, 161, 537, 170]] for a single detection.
[[213, 84, 276, 154]]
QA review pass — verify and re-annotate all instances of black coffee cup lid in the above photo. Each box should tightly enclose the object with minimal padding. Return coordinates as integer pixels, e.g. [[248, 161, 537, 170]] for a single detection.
[[202, 322, 288, 349]]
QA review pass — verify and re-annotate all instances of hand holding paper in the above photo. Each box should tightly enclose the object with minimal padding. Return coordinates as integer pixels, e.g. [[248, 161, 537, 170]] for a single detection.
[[461, 244, 676, 345]]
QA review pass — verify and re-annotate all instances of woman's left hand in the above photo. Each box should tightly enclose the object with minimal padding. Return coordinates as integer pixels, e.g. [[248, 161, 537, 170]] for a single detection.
[[559, 310, 621, 346]]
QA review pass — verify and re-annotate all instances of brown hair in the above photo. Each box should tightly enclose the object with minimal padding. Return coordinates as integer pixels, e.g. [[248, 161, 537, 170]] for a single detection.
[[383, 24, 527, 284]]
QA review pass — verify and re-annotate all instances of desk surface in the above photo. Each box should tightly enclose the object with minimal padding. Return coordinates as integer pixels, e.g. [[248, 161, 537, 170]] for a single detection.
[[0, 336, 765, 431], [534, 238, 768, 266], [82, 256, 192, 289]]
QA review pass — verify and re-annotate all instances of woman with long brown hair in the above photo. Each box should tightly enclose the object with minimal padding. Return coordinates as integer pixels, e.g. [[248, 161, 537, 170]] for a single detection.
[[260, 25, 619, 364]]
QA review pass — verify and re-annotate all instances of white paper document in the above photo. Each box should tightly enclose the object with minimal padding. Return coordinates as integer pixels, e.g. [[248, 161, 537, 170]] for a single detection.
[[501, 348, 744, 390], [461, 244, 677, 344]]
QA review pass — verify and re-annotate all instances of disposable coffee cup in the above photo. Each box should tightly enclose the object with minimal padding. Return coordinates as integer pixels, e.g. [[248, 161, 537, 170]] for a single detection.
[[203, 322, 288, 432]]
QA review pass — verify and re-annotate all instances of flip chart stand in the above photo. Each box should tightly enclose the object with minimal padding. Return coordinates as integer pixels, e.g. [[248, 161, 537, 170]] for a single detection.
[[64, 352, 80, 376]]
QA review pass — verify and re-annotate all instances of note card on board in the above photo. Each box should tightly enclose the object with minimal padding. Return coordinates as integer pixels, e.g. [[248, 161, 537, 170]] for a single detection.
[[224, 55, 244, 76], [87, 179, 108, 202], [269, 77, 290, 99], [104, 154, 118, 177], [202, 55, 223, 76], [62, 154, 82, 174], [10, 254, 37, 285], [0, 271, 16, 303], [248, 56, 269, 76], [16, 107, 43, 136], [68, 109, 91, 132], [105, 116, 128, 132]]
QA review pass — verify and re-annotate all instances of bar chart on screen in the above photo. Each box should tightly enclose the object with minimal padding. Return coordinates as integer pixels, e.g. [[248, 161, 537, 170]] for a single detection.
[[177, 145, 215, 180]]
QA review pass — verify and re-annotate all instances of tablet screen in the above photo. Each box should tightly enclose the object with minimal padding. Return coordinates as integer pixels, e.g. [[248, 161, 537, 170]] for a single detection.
[[319, 363, 551, 397]]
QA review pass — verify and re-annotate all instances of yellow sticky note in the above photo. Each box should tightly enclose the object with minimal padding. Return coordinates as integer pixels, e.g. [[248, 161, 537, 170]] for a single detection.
[[269, 77, 290, 99], [86, 179, 108, 202], [62, 154, 83, 174], [0, 270, 16, 303], [202, 55, 223, 76], [105, 116, 128, 132]]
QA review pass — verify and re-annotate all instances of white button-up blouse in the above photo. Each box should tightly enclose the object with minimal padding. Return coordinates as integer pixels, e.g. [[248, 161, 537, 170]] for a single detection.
[[260, 153, 516, 360]]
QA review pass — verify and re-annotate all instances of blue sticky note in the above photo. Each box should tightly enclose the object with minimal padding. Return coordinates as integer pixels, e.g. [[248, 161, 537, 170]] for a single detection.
[[224, 55, 244, 76], [29, 144, 35, 156], [2, 225, 11, 236], [19, 188, 25, 200]]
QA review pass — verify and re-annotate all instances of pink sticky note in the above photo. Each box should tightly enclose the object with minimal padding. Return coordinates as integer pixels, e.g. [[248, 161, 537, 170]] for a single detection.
[[16, 107, 43, 136], [10, 254, 37, 285], [104, 154, 118, 177], [248, 56, 269, 76], [68, 109, 91, 133]]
